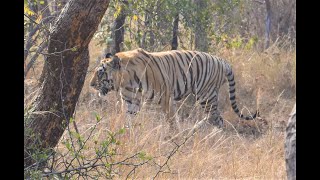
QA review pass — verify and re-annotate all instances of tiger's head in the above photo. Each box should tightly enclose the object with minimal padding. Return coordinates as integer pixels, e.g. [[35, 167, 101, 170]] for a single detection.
[[90, 53, 122, 96]]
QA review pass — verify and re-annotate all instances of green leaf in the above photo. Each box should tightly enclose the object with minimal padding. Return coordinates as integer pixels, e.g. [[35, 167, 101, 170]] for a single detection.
[[95, 113, 101, 122], [105, 163, 111, 168], [138, 151, 146, 159], [24, 6, 36, 16], [118, 128, 125, 134], [71, 46, 78, 52], [65, 140, 72, 151]]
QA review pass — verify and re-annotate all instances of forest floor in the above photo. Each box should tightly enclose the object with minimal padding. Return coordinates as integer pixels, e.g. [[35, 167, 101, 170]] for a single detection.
[[24, 40, 296, 179]]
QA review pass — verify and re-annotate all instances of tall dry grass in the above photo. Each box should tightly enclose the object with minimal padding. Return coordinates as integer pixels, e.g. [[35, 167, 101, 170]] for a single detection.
[[24, 39, 295, 179]]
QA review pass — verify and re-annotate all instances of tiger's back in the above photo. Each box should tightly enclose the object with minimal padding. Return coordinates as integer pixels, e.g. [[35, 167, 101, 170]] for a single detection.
[[125, 49, 230, 102]]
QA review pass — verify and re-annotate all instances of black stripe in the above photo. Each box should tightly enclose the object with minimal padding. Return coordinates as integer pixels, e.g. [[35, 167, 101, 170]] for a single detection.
[[195, 56, 200, 89], [229, 81, 235, 87], [184, 51, 194, 86], [230, 95, 236, 101], [196, 55, 204, 88], [134, 72, 140, 85], [229, 75, 234, 82], [124, 87, 133, 92], [200, 100, 208, 105], [189, 67, 193, 89], [231, 101, 236, 106], [164, 55, 175, 88], [178, 52, 189, 92], [212, 59, 221, 88], [139, 82, 143, 91], [201, 94, 216, 106], [137, 57, 157, 88], [174, 54, 187, 90], [198, 54, 214, 95], [197, 54, 208, 94], [176, 80, 181, 97], [184, 51, 192, 62], [168, 54, 176, 91], [150, 56, 165, 83], [201, 58, 217, 96], [216, 61, 224, 87], [229, 89, 235, 94], [145, 71, 149, 91], [169, 54, 185, 93], [227, 70, 232, 76], [140, 50, 150, 58], [150, 90, 154, 99]]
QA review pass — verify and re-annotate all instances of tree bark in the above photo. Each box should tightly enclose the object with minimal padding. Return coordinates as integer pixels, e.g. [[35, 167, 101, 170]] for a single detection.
[[171, 14, 179, 50], [24, 0, 110, 167], [111, 0, 128, 54], [285, 103, 296, 180]]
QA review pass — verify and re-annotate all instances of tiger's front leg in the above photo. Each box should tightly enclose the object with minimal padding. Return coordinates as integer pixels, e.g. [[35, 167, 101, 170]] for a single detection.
[[160, 93, 179, 134], [120, 87, 142, 115]]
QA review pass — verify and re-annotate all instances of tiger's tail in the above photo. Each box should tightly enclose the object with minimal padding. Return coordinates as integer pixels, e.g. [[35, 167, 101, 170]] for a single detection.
[[226, 65, 259, 120]]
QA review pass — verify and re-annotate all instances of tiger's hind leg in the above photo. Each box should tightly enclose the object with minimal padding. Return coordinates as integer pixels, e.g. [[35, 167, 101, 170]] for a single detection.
[[200, 91, 224, 128]]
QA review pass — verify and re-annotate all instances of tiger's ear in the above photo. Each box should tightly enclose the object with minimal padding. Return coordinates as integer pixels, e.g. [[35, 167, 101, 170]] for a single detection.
[[112, 56, 121, 70], [105, 53, 113, 58]]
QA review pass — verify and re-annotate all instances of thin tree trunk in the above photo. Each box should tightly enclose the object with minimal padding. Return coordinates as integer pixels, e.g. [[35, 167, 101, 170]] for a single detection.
[[149, 28, 155, 48], [24, 0, 110, 167], [24, 0, 55, 79], [285, 103, 296, 180], [171, 14, 179, 50], [24, 41, 48, 78], [194, 0, 208, 52], [264, 0, 271, 49], [112, 0, 128, 54], [24, 2, 39, 63], [141, 12, 150, 49]]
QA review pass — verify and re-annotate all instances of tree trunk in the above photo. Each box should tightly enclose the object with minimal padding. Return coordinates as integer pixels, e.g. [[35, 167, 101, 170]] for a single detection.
[[194, 0, 208, 52], [24, 0, 110, 167], [285, 103, 296, 180], [264, 0, 271, 49], [171, 14, 179, 50], [140, 12, 149, 49], [111, 0, 128, 54]]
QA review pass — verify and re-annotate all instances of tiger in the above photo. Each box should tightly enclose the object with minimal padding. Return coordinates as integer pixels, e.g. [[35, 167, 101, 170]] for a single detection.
[[89, 48, 259, 131]]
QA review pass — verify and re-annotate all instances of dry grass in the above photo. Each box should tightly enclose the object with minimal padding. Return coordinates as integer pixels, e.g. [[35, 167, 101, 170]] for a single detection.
[[24, 39, 295, 179]]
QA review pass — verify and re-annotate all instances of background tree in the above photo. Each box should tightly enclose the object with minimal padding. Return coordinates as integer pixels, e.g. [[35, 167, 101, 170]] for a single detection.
[[171, 13, 179, 50], [264, 0, 271, 49], [111, 0, 128, 54], [24, 0, 111, 167], [194, 0, 209, 51], [24, 0, 71, 79]]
